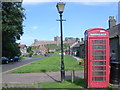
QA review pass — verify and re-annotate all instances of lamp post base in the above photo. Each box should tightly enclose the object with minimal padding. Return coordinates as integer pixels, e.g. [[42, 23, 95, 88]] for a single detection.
[[61, 69, 65, 82]]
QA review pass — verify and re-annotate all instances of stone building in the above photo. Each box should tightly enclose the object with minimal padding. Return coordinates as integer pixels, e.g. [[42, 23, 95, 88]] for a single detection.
[[64, 37, 80, 46], [31, 37, 79, 55], [31, 37, 79, 47], [31, 40, 59, 46], [65, 37, 79, 43], [108, 16, 120, 62], [70, 38, 85, 58], [54, 36, 61, 42], [54, 36, 61, 46]]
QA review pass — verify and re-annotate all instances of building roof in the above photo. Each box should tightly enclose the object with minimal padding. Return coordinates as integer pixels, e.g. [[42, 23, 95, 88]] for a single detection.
[[18, 44, 27, 48], [32, 49, 40, 53], [39, 45, 47, 51], [107, 23, 120, 38], [71, 41, 84, 48]]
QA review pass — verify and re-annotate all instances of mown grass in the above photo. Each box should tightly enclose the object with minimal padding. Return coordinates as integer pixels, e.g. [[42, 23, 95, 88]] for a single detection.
[[39, 79, 85, 88], [39, 80, 113, 89], [12, 55, 84, 73], [39, 78, 115, 89]]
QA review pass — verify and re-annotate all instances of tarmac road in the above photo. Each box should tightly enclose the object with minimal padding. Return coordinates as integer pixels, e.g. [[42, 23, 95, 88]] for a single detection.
[[2, 54, 54, 73]]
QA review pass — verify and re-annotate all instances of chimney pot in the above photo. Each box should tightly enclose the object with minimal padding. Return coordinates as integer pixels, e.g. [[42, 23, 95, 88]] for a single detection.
[[109, 16, 116, 29]]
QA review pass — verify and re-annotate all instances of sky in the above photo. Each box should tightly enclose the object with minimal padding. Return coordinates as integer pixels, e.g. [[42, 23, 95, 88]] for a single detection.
[[17, 0, 119, 46]]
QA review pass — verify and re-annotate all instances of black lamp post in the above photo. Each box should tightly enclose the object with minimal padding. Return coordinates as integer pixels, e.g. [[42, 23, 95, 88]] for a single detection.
[[56, 2, 65, 82]]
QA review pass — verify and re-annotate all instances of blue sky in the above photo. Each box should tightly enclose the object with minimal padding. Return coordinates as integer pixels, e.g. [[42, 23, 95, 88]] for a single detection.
[[17, 1, 119, 46]]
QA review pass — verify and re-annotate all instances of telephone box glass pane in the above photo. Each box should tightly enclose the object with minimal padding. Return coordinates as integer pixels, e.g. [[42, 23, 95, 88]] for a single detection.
[[94, 56, 106, 60], [92, 72, 106, 76], [92, 77, 106, 81], [93, 61, 106, 65], [92, 45, 106, 50], [92, 66, 106, 70], [93, 51, 105, 55], [92, 40, 106, 45]]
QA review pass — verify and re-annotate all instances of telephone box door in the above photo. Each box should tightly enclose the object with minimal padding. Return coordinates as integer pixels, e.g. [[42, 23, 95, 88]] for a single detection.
[[88, 38, 109, 87]]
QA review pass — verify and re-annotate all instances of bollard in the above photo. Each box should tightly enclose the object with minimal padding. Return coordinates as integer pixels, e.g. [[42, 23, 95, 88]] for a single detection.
[[71, 70, 75, 83]]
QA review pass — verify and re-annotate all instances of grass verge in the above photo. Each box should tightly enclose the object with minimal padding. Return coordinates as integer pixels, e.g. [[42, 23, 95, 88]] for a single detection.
[[39, 79, 115, 89], [12, 55, 84, 73], [39, 79, 85, 88]]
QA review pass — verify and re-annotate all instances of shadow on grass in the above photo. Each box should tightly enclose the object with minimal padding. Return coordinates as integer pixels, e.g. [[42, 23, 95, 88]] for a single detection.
[[41, 69, 59, 82], [41, 69, 46, 73], [71, 78, 85, 88]]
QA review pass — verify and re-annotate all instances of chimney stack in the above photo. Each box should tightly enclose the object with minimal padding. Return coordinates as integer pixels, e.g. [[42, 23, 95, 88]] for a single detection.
[[109, 16, 116, 29]]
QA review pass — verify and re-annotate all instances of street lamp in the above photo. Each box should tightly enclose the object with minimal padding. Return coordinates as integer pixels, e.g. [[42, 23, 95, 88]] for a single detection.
[[56, 2, 65, 82]]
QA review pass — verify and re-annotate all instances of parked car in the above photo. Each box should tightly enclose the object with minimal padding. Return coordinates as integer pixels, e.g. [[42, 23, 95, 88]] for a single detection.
[[13, 56, 19, 62], [44, 53, 48, 56], [1, 57, 9, 64], [9, 56, 14, 62]]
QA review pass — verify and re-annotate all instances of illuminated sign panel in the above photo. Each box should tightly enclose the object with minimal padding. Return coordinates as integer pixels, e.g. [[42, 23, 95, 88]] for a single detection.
[[90, 33, 106, 36]]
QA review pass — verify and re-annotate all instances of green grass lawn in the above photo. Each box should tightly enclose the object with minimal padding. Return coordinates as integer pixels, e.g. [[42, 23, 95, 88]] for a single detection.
[[39, 79, 85, 88], [39, 79, 113, 89], [12, 55, 84, 73]]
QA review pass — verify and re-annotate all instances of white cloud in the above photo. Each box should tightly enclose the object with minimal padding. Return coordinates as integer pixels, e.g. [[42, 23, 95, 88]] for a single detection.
[[31, 26, 39, 30]]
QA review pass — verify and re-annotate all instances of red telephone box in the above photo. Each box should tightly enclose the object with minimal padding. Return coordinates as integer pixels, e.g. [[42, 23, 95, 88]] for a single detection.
[[84, 28, 110, 88]]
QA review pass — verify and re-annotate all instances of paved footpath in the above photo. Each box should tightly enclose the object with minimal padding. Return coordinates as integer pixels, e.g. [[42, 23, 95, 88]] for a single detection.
[[2, 70, 84, 84]]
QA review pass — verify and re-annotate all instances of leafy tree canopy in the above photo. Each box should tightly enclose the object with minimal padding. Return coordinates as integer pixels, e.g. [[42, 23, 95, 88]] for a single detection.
[[2, 2, 25, 58]]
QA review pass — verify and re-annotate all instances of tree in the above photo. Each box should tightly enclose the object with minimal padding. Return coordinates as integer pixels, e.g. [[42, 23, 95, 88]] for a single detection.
[[63, 43, 69, 49], [2, 2, 25, 58], [27, 47, 34, 57]]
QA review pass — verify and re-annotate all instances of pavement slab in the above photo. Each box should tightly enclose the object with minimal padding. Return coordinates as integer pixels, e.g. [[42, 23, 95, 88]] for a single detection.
[[2, 71, 84, 84]]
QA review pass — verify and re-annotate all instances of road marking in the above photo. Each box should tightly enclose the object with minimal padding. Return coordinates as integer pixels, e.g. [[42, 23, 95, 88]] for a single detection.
[[2, 62, 32, 74]]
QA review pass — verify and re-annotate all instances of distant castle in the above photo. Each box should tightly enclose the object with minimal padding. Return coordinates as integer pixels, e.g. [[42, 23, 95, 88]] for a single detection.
[[31, 36, 80, 46]]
